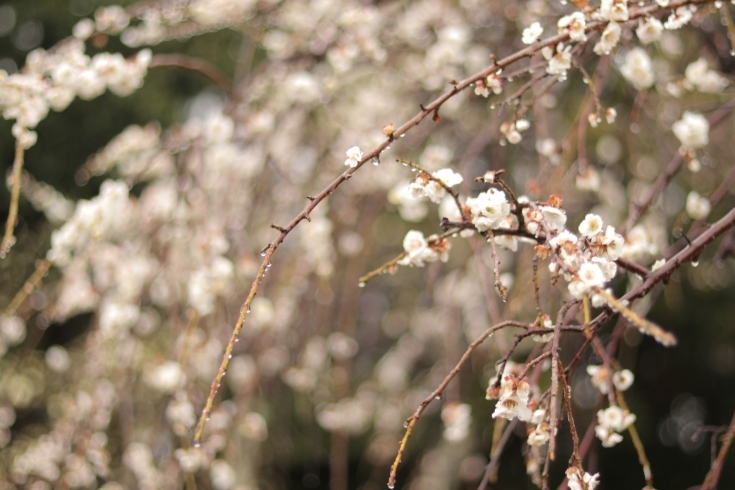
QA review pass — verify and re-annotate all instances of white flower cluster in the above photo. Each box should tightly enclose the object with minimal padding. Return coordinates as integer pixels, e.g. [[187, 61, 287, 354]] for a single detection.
[[587, 366, 634, 394], [500, 118, 531, 144], [596, 0, 629, 22], [527, 409, 550, 446], [566, 467, 600, 490], [344, 146, 364, 167], [586, 367, 637, 447], [47, 180, 132, 266], [593, 22, 621, 56], [543, 43, 573, 81], [408, 168, 463, 203], [0, 40, 150, 148], [596, 405, 636, 447], [397, 230, 451, 267], [466, 188, 511, 231], [491, 376, 533, 422], [522, 22, 543, 44], [664, 6, 695, 30], [558, 12, 587, 42], [547, 214, 624, 302], [474, 74, 503, 97]]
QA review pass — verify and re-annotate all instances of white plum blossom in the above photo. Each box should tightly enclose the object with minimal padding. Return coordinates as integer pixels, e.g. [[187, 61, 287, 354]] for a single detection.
[[541, 206, 567, 232], [636, 17, 664, 44], [672, 112, 709, 150], [409, 169, 463, 203], [594, 22, 621, 56], [566, 467, 600, 490], [612, 370, 634, 391], [527, 424, 551, 446], [664, 6, 694, 30], [486, 73, 503, 94], [475, 75, 504, 97], [522, 22, 544, 44], [558, 13, 587, 42], [579, 214, 604, 237], [500, 119, 530, 144], [466, 189, 511, 231], [578, 262, 606, 287], [397, 230, 449, 267], [492, 377, 533, 422], [595, 405, 636, 447], [620, 48, 655, 90], [543, 43, 572, 80], [686, 191, 711, 220], [344, 146, 363, 167]]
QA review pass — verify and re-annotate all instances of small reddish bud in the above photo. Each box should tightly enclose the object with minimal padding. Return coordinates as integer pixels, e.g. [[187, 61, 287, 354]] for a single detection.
[[547, 194, 563, 208]]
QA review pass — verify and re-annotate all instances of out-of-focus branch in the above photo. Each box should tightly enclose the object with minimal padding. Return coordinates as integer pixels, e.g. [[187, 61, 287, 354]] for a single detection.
[[150, 54, 234, 95], [1, 141, 26, 257], [623, 100, 735, 235]]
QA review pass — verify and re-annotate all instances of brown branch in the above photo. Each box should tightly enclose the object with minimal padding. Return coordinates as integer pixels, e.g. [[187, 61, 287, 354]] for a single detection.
[[150, 54, 234, 95], [194, 0, 722, 445]]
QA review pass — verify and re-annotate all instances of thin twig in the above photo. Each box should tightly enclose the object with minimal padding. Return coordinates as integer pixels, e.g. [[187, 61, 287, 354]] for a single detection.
[[387, 321, 529, 488], [701, 408, 735, 489], [557, 358, 581, 464], [2, 140, 26, 257], [477, 419, 519, 490], [617, 391, 653, 487], [3, 258, 52, 315]]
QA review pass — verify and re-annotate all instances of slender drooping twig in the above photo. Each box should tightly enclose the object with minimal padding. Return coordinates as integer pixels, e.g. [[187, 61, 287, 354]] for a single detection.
[[477, 419, 519, 490], [4, 258, 52, 315], [387, 321, 529, 488], [617, 391, 654, 487], [701, 409, 735, 489]]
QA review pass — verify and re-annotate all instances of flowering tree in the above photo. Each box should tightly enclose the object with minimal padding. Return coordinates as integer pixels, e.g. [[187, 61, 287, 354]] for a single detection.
[[1, 0, 735, 489]]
